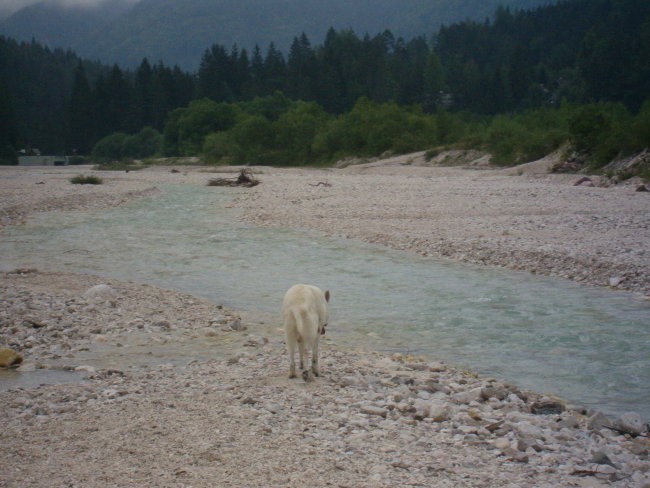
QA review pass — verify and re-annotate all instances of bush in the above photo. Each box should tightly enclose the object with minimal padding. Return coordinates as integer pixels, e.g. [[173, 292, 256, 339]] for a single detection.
[[70, 175, 102, 184], [176, 99, 239, 155], [91, 132, 129, 161], [274, 101, 331, 164], [202, 132, 241, 165], [122, 127, 163, 159], [68, 155, 90, 165], [630, 100, 650, 151], [91, 127, 162, 162], [569, 102, 631, 167]]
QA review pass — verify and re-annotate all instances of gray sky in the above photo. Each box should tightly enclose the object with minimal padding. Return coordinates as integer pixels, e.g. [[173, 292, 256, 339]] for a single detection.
[[0, 0, 139, 18]]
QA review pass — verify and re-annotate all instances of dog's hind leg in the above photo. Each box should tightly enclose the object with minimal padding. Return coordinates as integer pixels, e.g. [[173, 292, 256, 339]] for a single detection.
[[311, 339, 320, 377], [298, 338, 309, 381], [287, 339, 297, 378]]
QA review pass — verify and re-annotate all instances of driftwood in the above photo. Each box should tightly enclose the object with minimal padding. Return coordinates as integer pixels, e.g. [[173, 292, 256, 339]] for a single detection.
[[208, 169, 259, 188]]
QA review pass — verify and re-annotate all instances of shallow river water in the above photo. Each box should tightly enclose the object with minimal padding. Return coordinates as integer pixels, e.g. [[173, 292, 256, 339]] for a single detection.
[[1, 185, 648, 417]]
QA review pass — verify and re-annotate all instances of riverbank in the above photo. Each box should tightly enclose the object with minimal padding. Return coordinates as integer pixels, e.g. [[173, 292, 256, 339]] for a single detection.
[[1, 160, 648, 294], [236, 154, 650, 296], [1, 270, 649, 487]]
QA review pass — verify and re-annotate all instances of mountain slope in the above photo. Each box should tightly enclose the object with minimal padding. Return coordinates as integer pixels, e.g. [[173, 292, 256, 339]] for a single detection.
[[0, 1, 132, 58], [1, 0, 553, 69]]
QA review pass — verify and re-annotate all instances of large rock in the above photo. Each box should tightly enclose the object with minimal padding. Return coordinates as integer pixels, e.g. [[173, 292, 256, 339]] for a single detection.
[[0, 348, 23, 368], [617, 412, 646, 436]]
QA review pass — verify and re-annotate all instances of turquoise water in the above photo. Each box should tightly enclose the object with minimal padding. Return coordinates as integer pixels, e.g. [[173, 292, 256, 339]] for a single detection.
[[1, 185, 648, 417]]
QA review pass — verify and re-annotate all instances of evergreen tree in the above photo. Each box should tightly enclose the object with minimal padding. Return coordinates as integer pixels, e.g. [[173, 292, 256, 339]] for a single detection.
[[0, 77, 18, 163], [262, 43, 287, 95], [66, 62, 96, 154], [287, 33, 318, 101]]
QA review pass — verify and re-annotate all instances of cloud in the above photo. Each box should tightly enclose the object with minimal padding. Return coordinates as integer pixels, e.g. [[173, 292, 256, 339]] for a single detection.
[[1, 0, 139, 18]]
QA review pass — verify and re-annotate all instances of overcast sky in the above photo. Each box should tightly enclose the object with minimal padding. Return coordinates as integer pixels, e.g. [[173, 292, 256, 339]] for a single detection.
[[0, 0, 139, 18]]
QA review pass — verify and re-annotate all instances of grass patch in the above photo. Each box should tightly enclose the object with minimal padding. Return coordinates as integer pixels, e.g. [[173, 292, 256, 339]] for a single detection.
[[70, 174, 103, 185]]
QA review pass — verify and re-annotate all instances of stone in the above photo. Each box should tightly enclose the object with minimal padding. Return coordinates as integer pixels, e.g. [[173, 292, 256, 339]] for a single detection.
[[587, 411, 613, 431], [608, 276, 622, 287], [263, 402, 281, 414], [515, 421, 543, 440], [0, 347, 23, 368], [617, 412, 645, 436], [244, 335, 268, 347], [360, 403, 388, 418], [74, 365, 96, 375], [452, 387, 483, 404], [83, 284, 117, 300], [428, 402, 451, 422], [531, 400, 565, 415], [590, 451, 619, 469], [229, 318, 246, 331], [558, 413, 582, 429], [427, 361, 446, 372], [202, 327, 218, 337], [636, 184, 648, 192], [493, 437, 511, 450], [480, 386, 508, 401]]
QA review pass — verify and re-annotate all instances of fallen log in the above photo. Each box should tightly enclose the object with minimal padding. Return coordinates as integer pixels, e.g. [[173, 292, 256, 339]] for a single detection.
[[208, 169, 259, 188]]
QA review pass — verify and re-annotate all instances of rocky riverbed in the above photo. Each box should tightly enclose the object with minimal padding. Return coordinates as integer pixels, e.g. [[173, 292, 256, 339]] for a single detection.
[[1, 161, 649, 486], [236, 154, 650, 295], [1, 270, 649, 487]]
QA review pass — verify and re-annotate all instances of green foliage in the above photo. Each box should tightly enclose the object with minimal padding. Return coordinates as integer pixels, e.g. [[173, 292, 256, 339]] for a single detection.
[[196, 94, 649, 169], [481, 107, 570, 165], [91, 127, 162, 162], [630, 100, 650, 150], [274, 102, 332, 164], [312, 98, 438, 160], [70, 174, 103, 185], [91, 132, 129, 161], [122, 127, 163, 159], [4, 0, 650, 157], [168, 99, 239, 156], [569, 103, 632, 168]]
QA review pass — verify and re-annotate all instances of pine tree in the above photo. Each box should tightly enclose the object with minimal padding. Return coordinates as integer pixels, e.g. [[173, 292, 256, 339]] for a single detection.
[[66, 62, 96, 154]]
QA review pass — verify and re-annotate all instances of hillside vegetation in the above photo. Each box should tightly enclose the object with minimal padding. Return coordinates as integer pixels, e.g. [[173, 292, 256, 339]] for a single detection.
[[1, 0, 648, 176]]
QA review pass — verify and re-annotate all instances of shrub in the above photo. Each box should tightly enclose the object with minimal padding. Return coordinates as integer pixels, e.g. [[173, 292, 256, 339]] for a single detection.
[[91, 132, 129, 161], [202, 132, 240, 165], [568, 102, 631, 168], [70, 175, 103, 184], [91, 127, 162, 162]]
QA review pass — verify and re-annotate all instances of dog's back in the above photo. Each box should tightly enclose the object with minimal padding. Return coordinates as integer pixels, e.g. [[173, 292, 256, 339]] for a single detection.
[[282, 284, 329, 380]]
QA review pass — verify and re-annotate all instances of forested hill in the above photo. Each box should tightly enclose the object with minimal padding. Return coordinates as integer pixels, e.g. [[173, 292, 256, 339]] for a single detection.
[[1, 0, 648, 160], [1, 0, 551, 69]]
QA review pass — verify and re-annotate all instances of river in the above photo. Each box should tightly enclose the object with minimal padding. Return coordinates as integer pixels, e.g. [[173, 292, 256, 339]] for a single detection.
[[1, 184, 648, 417]]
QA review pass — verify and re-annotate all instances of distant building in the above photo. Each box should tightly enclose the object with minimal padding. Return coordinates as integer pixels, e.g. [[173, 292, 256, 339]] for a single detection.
[[18, 155, 69, 166]]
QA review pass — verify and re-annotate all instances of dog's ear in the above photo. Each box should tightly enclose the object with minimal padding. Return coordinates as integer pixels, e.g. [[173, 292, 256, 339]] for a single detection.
[[325, 290, 330, 302]]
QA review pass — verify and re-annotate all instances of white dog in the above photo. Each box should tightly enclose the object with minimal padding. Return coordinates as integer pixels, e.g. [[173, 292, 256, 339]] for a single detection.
[[282, 284, 330, 381]]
